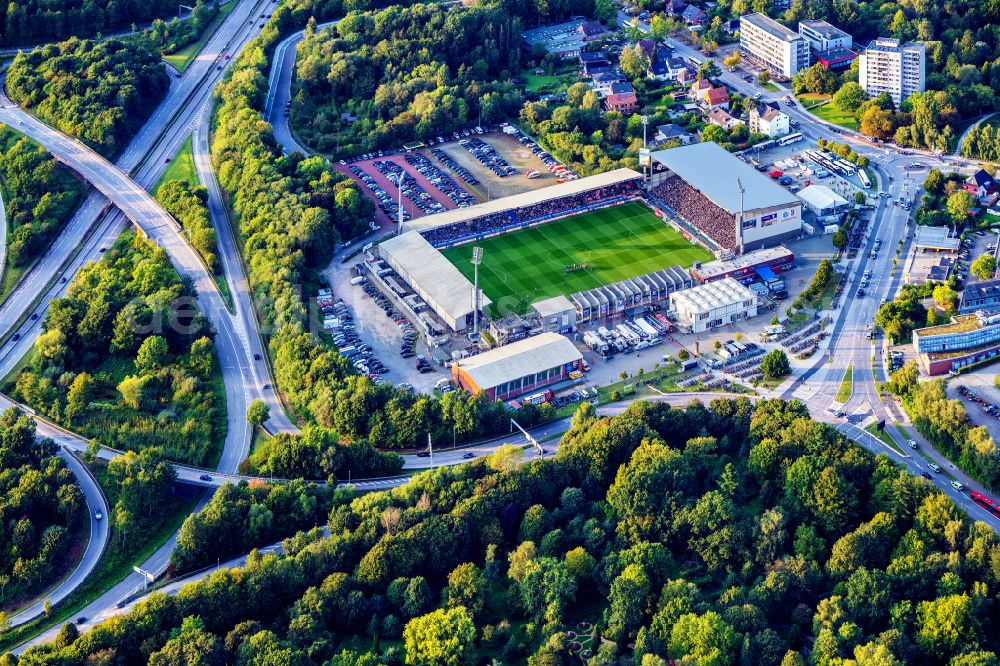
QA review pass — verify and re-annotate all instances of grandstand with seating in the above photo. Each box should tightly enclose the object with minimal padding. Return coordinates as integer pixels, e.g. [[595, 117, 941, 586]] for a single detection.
[[409, 168, 644, 248], [648, 142, 803, 253]]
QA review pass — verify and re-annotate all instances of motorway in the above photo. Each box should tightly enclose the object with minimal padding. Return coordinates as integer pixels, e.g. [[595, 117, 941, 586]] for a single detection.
[[0, 0, 292, 633]]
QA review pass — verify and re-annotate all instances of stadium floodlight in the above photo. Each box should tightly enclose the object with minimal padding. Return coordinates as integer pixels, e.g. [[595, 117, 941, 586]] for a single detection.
[[471, 247, 484, 336], [736, 177, 746, 256], [395, 173, 404, 236]]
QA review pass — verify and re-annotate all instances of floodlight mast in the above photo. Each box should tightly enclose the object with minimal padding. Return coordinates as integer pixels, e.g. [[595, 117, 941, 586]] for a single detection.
[[396, 173, 404, 235], [471, 246, 484, 335], [736, 177, 746, 256]]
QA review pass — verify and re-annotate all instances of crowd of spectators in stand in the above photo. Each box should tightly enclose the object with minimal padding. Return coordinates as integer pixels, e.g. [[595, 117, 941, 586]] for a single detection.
[[420, 180, 639, 247], [650, 176, 735, 250]]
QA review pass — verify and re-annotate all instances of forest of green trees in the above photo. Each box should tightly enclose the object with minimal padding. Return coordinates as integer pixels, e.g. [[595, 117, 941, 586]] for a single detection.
[[10, 397, 1000, 665], [6, 37, 169, 158], [9, 232, 224, 466], [292, 4, 526, 156], [0, 409, 84, 610], [0, 128, 85, 272], [240, 424, 403, 480], [154, 179, 220, 273], [0, 0, 181, 45]]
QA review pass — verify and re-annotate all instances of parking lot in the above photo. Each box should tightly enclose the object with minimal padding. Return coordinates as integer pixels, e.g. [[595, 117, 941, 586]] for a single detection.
[[435, 131, 564, 199], [948, 370, 1000, 446], [336, 128, 571, 224], [321, 260, 447, 393]]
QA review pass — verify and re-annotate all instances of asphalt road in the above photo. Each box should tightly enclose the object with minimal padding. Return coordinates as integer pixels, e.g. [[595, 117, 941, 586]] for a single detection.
[[4, 445, 109, 629], [263, 21, 338, 155], [0, 0, 283, 635], [9, 14, 1000, 654]]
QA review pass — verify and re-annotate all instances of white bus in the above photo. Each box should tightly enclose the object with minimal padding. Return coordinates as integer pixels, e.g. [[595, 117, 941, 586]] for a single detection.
[[778, 132, 803, 146], [858, 169, 871, 188]]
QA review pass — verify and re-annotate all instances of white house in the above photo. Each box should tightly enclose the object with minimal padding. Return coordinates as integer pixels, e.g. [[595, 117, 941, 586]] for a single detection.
[[749, 102, 790, 138]]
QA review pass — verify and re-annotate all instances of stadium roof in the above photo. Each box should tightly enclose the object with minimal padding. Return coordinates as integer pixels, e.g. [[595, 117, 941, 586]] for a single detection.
[[406, 168, 643, 234], [914, 225, 960, 251], [378, 232, 492, 329], [455, 333, 582, 390], [650, 142, 800, 215]]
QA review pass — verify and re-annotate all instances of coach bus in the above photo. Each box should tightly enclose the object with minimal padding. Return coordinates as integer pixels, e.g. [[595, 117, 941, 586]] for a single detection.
[[858, 169, 871, 188], [778, 132, 803, 146], [972, 491, 1000, 518]]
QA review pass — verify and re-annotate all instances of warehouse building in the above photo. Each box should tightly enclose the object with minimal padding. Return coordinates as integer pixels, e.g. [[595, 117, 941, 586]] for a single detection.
[[670, 277, 759, 332], [378, 232, 492, 333], [451, 333, 583, 400]]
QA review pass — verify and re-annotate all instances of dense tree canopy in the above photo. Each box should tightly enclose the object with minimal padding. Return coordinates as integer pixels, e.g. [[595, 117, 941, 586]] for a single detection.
[[10, 232, 223, 465], [13, 397, 1000, 666], [292, 4, 526, 156], [7, 37, 169, 157], [0, 128, 85, 270], [0, 408, 83, 608]]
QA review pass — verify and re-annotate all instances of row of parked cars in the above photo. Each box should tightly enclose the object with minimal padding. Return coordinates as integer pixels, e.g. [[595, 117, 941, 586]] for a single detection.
[[403, 152, 477, 208], [320, 290, 391, 384], [348, 165, 411, 223], [430, 147, 481, 187], [355, 269, 425, 368], [373, 160, 445, 216], [504, 125, 579, 180], [958, 384, 1000, 419], [459, 137, 516, 177]]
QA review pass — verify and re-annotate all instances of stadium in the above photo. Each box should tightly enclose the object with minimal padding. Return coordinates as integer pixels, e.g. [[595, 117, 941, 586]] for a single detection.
[[648, 142, 803, 253], [377, 145, 802, 333]]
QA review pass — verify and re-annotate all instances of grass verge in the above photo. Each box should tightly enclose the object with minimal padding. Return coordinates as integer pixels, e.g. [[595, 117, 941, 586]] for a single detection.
[[835, 365, 853, 403], [153, 137, 234, 310], [154, 136, 199, 191], [865, 422, 904, 455], [162, 0, 237, 73]]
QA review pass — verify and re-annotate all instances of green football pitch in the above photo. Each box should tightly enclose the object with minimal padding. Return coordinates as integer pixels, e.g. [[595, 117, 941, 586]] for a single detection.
[[441, 201, 713, 314]]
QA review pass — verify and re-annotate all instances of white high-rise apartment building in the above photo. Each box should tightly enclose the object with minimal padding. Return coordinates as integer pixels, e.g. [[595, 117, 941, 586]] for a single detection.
[[739, 13, 810, 78], [858, 38, 925, 107]]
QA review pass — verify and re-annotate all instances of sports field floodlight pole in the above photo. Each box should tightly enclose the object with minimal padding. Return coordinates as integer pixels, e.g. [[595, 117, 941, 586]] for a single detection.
[[396, 173, 404, 236], [736, 177, 745, 256], [641, 115, 649, 180], [471, 246, 484, 335]]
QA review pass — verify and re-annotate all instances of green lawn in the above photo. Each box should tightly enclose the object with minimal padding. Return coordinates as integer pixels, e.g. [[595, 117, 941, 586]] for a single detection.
[[163, 0, 237, 73], [796, 93, 860, 131], [835, 365, 853, 403], [523, 71, 565, 92], [442, 201, 712, 314], [865, 422, 905, 455], [154, 136, 198, 192]]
